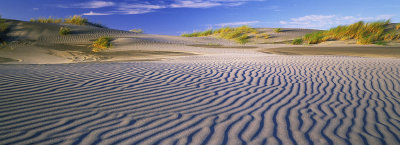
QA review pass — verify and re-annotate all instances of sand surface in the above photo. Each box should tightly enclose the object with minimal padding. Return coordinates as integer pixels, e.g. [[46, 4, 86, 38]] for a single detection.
[[1, 54, 400, 145], [1, 19, 400, 145]]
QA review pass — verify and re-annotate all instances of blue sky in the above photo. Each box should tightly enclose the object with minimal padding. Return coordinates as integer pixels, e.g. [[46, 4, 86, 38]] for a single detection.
[[1, 0, 400, 35]]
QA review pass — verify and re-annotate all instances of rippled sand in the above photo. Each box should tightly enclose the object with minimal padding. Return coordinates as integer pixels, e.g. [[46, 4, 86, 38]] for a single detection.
[[1, 55, 399, 145]]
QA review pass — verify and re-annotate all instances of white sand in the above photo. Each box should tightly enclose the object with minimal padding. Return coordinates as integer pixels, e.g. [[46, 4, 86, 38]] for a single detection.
[[1, 55, 400, 145]]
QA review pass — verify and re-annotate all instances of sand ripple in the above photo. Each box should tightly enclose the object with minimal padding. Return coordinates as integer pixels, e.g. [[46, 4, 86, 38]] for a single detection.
[[0, 56, 400, 145]]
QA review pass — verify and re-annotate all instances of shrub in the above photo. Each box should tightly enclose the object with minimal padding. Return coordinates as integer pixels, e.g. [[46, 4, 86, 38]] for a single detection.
[[292, 38, 303, 45], [274, 28, 282, 33], [396, 24, 400, 30], [64, 15, 88, 25], [59, 27, 71, 35], [130, 29, 144, 34], [91, 36, 113, 52]]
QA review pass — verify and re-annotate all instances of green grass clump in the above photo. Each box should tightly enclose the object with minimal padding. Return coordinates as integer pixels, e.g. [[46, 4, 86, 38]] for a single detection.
[[181, 25, 257, 44], [59, 27, 71, 35], [130, 29, 144, 34], [64, 15, 88, 25], [292, 38, 304, 45], [236, 34, 249, 44], [274, 28, 282, 33], [0, 16, 9, 43], [303, 31, 325, 44], [91, 36, 113, 52], [30, 17, 62, 24], [303, 20, 394, 45]]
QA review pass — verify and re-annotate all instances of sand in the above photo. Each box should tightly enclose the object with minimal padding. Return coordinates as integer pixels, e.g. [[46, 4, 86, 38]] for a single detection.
[[1, 19, 400, 145], [1, 55, 400, 145]]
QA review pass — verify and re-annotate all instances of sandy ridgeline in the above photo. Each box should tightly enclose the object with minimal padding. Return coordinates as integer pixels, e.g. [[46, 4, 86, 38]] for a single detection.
[[1, 19, 400, 145]]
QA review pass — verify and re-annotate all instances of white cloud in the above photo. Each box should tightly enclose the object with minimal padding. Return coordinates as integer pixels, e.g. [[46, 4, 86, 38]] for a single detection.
[[33, 8, 39, 11], [83, 11, 111, 15], [280, 14, 394, 29], [170, 1, 222, 8], [61, 1, 115, 8], [215, 21, 260, 27], [61, 0, 263, 15]]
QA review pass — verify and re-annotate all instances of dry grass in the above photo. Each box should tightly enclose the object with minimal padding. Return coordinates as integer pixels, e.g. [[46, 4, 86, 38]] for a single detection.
[[59, 27, 71, 35], [0, 16, 9, 43], [91, 36, 113, 52], [302, 20, 397, 45], [181, 25, 257, 44], [64, 15, 88, 25], [30, 17, 62, 24], [129, 29, 144, 33]]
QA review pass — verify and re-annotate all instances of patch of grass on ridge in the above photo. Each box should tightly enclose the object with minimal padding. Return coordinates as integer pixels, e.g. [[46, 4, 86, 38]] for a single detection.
[[59, 27, 71, 35], [0, 15, 9, 43], [181, 25, 257, 44], [91, 36, 113, 52], [301, 20, 398, 45], [30, 15, 105, 28]]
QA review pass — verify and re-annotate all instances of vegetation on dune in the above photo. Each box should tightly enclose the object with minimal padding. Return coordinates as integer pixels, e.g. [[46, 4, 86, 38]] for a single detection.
[[30, 15, 105, 28], [91, 36, 113, 52], [396, 24, 400, 30], [129, 29, 144, 33], [59, 27, 71, 35], [300, 20, 399, 45], [0, 16, 9, 43], [181, 25, 257, 44], [30, 17, 62, 24], [274, 28, 282, 33], [64, 15, 88, 25], [292, 38, 304, 45]]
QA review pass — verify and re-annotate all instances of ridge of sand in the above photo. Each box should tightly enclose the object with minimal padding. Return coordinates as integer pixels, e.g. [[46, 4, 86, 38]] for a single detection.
[[1, 55, 399, 144]]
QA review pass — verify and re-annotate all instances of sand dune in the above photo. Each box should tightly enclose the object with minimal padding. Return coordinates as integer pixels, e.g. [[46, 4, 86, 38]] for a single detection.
[[1, 55, 399, 145]]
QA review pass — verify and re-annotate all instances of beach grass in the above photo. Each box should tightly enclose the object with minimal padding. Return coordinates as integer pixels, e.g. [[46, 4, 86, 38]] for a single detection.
[[274, 28, 282, 33], [91, 36, 113, 52], [64, 15, 88, 25], [30, 15, 105, 28], [59, 27, 71, 35], [181, 25, 257, 44], [396, 24, 400, 30], [0, 16, 9, 43], [292, 38, 304, 45], [302, 20, 397, 45], [30, 17, 62, 24], [130, 29, 144, 34]]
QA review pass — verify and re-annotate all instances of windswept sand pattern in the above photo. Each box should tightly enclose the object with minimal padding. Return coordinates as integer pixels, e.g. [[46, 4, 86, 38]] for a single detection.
[[0, 56, 400, 145]]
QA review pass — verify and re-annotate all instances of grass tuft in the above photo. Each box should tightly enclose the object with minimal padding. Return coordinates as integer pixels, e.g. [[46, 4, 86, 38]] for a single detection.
[[64, 15, 88, 25], [396, 24, 400, 30], [91, 36, 113, 52], [0, 16, 9, 43], [59, 27, 71, 35], [274, 28, 282, 33], [181, 25, 257, 44], [130, 29, 144, 34], [292, 38, 304, 45], [303, 20, 395, 45], [30, 17, 62, 24]]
